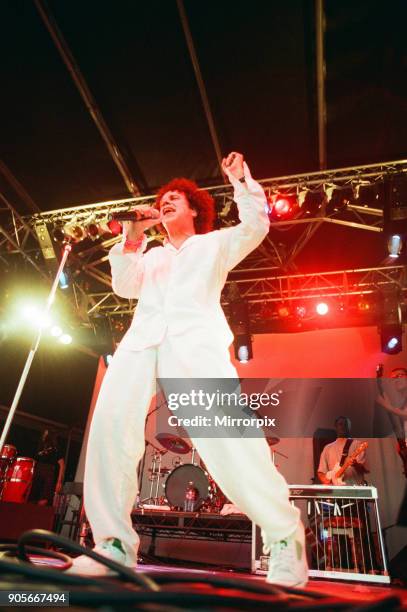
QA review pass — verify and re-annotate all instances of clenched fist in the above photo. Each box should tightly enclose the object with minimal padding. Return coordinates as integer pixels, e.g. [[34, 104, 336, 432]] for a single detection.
[[221, 152, 244, 181]]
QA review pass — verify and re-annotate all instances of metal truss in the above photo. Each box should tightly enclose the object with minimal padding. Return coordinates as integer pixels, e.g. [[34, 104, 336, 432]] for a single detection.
[[132, 509, 252, 543], [1, 158, 406, 331]]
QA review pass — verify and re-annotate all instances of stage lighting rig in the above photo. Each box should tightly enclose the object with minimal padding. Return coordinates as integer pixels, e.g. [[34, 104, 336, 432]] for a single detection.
[[384, 173, 407, 260], [227, 282, 253, 362], [379, 287, 403, 354]]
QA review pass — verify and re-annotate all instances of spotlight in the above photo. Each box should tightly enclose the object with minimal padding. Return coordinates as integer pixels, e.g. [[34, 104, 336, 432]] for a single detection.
[[268, 194, 297, 220], [383, 173, 407, 259], [381, 325, 402, 354], [63, 219, 86, 242], [277, 304, 290, 318], [59, 333, 72, 345], [20, 305, 52, 329], [98, 218, 122, 236], [327, 186, 352, 213], [58, 271, 69, 290], [237, 345, 250, 363], [357, 298, 371, 312], [50, 325, 63, 337], [52, 224, 66, 243], [379, 288, 402, 354], [316, 302, 329, 316], [295, 305, 307, 318], [387, 234, 403, 259], [84, 217, 101, 241], [228, 282, 253, 362]]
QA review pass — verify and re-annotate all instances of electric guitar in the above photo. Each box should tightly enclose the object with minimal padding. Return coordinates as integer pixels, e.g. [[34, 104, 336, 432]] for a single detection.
[[325, 442, 368, 485]]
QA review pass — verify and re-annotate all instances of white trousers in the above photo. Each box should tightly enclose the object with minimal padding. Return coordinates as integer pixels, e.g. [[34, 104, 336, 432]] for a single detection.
[[84, 335, 299, 563]]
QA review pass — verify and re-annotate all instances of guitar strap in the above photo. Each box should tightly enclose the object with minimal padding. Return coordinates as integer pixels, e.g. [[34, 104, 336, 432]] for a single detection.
[[339, 438, 353, 467]]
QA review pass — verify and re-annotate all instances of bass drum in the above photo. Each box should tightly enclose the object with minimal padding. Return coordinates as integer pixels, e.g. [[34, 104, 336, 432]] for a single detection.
[[165, 464, 210, 510]]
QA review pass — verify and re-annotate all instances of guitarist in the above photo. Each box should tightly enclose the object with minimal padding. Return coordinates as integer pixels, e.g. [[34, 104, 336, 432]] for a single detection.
[[317, 416, 368, 485]]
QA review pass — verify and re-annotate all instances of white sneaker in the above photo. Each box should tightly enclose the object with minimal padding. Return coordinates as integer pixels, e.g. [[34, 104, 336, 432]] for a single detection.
[[67, 539, 135, 577], [263, 523, 308, 588]]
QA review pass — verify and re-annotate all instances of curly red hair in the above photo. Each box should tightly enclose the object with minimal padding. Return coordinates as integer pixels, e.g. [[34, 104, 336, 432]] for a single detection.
[[156, 178, 215, 234]]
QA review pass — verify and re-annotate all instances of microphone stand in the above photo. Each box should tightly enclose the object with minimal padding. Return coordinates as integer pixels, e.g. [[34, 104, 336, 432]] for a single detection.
[[0, 242, 72, 452]]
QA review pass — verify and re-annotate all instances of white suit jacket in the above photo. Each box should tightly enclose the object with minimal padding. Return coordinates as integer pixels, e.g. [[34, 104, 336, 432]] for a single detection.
[[109, 163, 270, 351]]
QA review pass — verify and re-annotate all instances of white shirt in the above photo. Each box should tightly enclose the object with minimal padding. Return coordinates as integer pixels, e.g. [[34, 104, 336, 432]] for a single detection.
[[318, 439, 367, 485], [109, 163, 270, 351]]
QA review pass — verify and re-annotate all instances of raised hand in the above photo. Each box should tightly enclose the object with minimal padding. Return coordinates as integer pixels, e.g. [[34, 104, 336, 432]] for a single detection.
[[222, 152, 244, 180]]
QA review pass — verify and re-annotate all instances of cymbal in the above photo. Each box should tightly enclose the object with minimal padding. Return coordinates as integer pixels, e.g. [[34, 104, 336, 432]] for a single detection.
[[156, 433, 191, 455], [266, 437, 280, 446]]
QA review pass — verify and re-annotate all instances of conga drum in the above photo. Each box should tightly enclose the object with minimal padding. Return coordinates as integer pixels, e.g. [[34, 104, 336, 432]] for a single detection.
[[1, 457, 35, 503], [0, 445, 17, 495]]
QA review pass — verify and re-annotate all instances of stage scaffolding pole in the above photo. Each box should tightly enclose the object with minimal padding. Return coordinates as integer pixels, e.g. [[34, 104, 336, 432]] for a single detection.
[[316, 0, 327, 170], [0, 242, 72, 451]]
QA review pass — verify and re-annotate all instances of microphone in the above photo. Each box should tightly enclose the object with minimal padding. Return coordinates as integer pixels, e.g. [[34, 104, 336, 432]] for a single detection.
[[109, 209, 160, 222]]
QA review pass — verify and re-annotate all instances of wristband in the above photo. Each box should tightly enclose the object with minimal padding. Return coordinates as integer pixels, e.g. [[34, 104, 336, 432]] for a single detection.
[[124, 236, 144, 252]]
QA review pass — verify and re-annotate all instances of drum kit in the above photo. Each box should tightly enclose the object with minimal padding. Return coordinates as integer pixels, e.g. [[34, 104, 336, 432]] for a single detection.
[[142, 434, 287, 512], [0, 445, 35, 503], [142, 434, 226, 512]]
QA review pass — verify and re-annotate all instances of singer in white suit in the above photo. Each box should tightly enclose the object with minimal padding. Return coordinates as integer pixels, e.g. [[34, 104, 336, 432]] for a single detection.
[[71, 152, 308, 587]]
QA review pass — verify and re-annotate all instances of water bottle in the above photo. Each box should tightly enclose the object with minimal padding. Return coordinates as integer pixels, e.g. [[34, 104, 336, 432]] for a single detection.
[[184, 481, 198, 512]]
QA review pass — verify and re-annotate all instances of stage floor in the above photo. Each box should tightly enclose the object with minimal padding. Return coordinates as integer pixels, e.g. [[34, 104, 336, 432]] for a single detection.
[[140, 562, 407, 609]]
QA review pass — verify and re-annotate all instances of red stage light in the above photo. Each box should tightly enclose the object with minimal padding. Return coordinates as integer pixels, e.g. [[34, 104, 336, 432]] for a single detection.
[[107, 219, 122, 235], [268, 194, 297, 219], [274, 198, 291, 215], [316, 302, 329, 316], [277, 304, 290, 318], [357, 299, 370, 311]]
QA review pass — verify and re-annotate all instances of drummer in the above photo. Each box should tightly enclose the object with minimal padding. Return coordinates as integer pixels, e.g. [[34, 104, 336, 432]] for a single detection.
[[29, 429, 65, 506]]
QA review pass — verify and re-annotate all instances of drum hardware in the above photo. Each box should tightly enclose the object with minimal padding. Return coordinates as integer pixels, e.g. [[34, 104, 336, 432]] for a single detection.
[[156, 433, 191, 455], [270, 448, 288, 465], [142, 451, 168, 505]]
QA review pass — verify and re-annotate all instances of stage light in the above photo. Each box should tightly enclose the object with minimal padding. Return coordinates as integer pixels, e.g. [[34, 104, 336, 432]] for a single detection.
[[102, 354, 114, 366], [381, 325, 402, 354], [237, 346, 250, 363], [357, 299, 370, 312], [58, 271, 69, 290], [63, 219, 86, 242], [277, 304, 290, 318], [316, 302, 329, 316], [84, 217, 101, 241], [379, 288, 402, 354], [20, 305, 52, 329], [296, 305, 307, 318], [228, 282, 253, 362], [59, 333, 72, 345], [268, 194, 297, 220], [387, 235, 402, 258], [50, 325, 63, 337], [52, 224, 66, 243]]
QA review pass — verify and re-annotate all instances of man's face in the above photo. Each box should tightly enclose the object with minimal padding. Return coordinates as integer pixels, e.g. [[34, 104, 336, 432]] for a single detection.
[[159, 190, 197, 230], [390, 369, 407, 392], [335, 417, 350, 437]]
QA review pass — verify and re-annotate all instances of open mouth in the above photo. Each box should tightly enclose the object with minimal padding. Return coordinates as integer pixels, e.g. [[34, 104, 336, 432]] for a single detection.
[[161, 205, 176, 217]]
